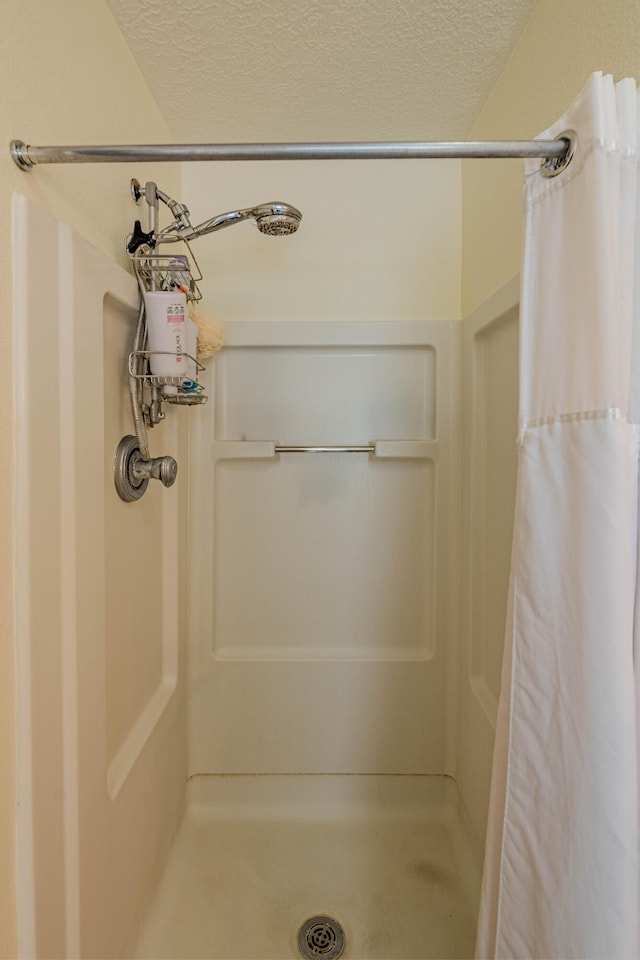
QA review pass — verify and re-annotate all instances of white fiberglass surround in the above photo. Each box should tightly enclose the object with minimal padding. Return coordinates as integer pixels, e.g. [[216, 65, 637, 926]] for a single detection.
[[13, 195, 188, 959], [188, 320, 459, 777], [13, 194, 519, 958]]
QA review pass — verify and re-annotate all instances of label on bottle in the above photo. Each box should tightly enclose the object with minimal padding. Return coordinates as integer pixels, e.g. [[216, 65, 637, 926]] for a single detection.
[[144, 290, 188, 379], [166, 304, 185, 324]]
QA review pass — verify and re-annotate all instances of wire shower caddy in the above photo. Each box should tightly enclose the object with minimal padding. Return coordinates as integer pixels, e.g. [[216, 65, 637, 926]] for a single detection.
[[127, 245, 208, 409]]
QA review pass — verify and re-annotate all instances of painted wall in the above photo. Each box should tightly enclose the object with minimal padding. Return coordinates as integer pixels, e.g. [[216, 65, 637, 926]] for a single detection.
[[183, 159, 461, 323], [458, 0, 640, 852], [0, 2, 180, 955], [461, 0, 640, 315]]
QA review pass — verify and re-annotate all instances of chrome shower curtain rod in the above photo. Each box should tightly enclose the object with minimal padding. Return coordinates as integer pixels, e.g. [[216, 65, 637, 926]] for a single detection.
[[10, 136, 572, 169]]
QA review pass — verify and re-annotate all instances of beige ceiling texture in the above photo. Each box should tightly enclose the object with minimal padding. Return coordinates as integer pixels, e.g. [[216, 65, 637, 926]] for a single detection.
[[106, 0, 539, 142]]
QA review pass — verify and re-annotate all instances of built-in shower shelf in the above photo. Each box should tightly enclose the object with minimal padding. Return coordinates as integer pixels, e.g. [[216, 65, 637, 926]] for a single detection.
[[211, 439, 438, 461]]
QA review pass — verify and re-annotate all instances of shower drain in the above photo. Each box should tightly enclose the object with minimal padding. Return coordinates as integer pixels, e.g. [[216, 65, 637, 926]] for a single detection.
[[298, 915, 345, 959]]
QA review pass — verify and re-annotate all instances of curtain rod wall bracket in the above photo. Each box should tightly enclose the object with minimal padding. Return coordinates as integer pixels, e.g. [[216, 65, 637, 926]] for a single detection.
[[9, 136, 573, 170], [540, 130, 577, 178], [11, 141, 34, 171]]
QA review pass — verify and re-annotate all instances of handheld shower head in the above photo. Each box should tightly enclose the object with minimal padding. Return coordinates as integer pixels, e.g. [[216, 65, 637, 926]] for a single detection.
[[135, 183, 303, 247], [189, 201, 302, 240], [154, 200, 303, 243]]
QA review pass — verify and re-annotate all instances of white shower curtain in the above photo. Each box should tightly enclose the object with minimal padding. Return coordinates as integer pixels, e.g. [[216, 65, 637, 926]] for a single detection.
[[476, 72, 640, 960]]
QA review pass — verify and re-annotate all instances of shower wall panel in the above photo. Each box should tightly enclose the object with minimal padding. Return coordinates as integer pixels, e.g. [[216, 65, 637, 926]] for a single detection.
[[189, 321, 458, 775], [456, 278, 520, 850], [14, 196, 188, 958]]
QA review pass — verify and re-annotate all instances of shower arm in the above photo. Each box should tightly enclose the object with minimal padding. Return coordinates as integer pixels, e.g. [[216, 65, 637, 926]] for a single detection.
[[136, 182, 262, 244], [10, 134, 576, 177], [155, 208, 254, 244]]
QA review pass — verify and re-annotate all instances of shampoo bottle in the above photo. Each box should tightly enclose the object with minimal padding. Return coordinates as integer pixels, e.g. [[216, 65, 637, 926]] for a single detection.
[[144, 290, 189, 379]]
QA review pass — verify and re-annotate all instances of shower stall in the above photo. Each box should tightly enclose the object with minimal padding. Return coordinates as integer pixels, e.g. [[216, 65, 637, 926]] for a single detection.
[[13, 148, 521, 958]]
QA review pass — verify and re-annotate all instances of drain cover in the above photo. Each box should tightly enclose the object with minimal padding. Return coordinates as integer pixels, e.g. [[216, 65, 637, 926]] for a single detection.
[[298, 916, 345, 959]]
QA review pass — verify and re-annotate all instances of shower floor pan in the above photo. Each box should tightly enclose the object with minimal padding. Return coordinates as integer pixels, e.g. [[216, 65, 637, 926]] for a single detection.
[[131, 775, 479, 960]]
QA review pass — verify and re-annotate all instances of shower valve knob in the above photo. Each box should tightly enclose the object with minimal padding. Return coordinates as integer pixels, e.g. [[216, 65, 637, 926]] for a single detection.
[[114, 436, 178, 502], [157, 456, 178, 487], [132, 454, 178, 487]]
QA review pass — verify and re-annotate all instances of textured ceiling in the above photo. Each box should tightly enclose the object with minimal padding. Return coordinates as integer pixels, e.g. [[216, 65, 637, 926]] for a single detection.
[[106, 0, 539, 142]]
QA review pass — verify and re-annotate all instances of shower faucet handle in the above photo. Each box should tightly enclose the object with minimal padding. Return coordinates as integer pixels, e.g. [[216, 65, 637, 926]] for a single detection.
[[131, 454, 178, 488], [113, 435, 177, 501]]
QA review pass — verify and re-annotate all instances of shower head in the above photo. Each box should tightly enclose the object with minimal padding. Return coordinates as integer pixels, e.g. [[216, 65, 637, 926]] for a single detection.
[[141, 182, 302, 244], [156, 200, 303, 243], [135, 182, 303, 247]]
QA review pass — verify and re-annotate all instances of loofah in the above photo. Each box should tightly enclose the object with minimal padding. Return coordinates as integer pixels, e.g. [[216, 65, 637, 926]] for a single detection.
[[188, 302, 224, 359]]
